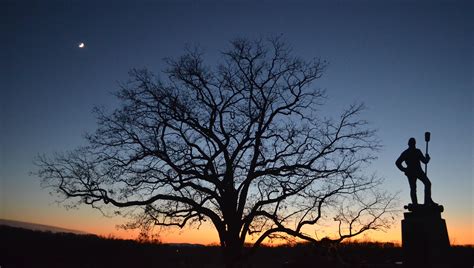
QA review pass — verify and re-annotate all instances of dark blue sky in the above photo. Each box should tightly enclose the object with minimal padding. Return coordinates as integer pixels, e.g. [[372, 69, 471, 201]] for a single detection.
[[1, 1, 472, 243]]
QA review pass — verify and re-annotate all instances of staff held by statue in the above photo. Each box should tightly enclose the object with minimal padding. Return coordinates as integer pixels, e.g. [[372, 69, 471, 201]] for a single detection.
[[424, 132, 430, 175]]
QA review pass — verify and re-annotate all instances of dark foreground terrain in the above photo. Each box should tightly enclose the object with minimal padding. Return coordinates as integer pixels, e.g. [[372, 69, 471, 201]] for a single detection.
[[1, 225, 472, 268]]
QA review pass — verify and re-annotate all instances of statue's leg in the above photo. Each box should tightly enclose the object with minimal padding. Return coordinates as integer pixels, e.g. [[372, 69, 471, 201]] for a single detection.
[[407, 175, 417, 204], [419, 172, 432, 204]]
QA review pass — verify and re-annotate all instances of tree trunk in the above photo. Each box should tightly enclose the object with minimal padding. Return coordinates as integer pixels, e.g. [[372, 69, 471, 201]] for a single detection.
[[220, 226, 245, 268], [222, 241, 244, 268]]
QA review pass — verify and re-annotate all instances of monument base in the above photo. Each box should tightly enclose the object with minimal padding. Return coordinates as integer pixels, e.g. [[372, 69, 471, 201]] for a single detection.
[[401, 204, 450, 268]]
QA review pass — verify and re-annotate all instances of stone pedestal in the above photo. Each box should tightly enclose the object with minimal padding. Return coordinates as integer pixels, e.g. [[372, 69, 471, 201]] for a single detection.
[[401, 204, 450, 268]]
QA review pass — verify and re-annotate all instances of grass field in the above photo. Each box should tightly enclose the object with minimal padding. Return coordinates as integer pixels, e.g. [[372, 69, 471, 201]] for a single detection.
[[1, 225, 472, 268]]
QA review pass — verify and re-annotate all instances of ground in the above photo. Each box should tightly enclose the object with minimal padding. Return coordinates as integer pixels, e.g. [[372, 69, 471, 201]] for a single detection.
[[1, 225, 472, 268]]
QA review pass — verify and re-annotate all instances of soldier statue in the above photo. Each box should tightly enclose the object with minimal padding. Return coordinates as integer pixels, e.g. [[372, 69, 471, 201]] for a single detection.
[[396, 137, 437, 206]]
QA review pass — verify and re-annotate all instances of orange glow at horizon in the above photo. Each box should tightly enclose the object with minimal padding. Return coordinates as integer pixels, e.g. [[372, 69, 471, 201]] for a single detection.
[[80, 220, 473, 246], [4, 205, 472, 246]]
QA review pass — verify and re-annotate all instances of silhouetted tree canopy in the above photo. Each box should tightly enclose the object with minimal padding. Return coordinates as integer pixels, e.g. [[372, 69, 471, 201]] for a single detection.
[[37, 37, 397, 267]]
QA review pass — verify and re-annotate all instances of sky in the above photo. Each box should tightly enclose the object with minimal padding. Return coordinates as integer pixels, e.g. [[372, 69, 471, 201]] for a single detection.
[[1, 0, 472, 245]]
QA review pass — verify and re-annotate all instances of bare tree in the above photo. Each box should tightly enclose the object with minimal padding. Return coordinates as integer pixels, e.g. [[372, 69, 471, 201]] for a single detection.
[[37, 37, 397, 267]]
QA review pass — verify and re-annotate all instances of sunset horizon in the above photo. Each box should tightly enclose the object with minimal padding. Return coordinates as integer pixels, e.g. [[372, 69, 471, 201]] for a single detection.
[[2, 212, 473, 246]]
